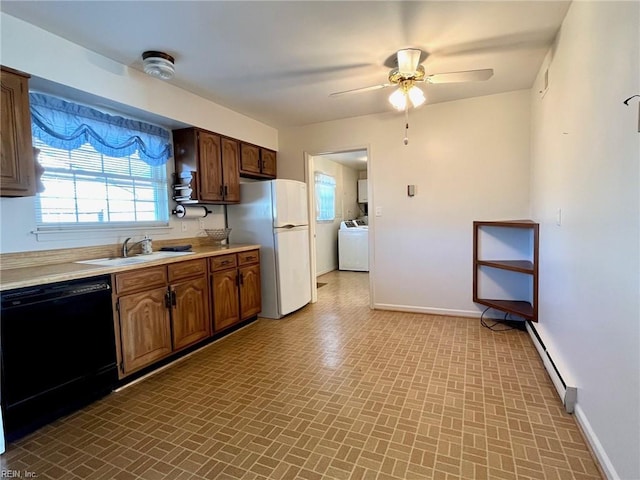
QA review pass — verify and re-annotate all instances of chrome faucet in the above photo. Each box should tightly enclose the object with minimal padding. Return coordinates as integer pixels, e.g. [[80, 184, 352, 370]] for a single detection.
[[123, 236, 152, 257]]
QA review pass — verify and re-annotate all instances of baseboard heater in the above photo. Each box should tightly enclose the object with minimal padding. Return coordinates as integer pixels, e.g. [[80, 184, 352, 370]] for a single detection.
[[526, 322, 577, 413]]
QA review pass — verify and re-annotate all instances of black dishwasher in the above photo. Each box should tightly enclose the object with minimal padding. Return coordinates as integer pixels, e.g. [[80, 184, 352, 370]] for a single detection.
[[1, 275, 117, 440]]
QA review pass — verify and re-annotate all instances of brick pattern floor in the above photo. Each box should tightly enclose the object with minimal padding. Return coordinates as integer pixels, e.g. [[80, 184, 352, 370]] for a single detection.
[[1, 270, 602, 479]]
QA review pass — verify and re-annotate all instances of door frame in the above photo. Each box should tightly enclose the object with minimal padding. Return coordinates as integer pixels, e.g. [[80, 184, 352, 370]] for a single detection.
[[304, 146, 373, 307]]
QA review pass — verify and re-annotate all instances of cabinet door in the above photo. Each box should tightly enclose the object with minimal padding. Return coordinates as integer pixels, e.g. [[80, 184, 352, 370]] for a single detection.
[[240, 143, 260, 176], [198, 131, 224, 202], [239, 264, 261, 320], [118, 287, 172, 375], [1, 68, 35, 197], [221, 138, 240, 203], [211, 269, 240, 331], [171, 276, 211, 351], [260, 149, 277, 178]]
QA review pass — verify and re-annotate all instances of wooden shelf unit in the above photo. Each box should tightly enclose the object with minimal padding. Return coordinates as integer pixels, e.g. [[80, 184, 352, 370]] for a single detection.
[[473, 220, 539, 321]]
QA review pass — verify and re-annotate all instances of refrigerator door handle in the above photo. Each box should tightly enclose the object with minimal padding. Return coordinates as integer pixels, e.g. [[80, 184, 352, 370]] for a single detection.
[[281, 224, 297, 229]]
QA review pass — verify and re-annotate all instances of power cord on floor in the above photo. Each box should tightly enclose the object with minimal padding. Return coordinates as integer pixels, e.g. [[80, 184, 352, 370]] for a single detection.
[[480, 307, 523, 332]]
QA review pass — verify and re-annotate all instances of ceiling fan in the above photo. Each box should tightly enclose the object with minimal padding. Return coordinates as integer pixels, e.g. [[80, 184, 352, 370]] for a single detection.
[[330, 48, 494, 111]]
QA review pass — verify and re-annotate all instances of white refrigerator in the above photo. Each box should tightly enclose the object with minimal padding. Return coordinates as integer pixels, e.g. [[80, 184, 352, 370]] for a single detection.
[[227, 179, 311, 319]]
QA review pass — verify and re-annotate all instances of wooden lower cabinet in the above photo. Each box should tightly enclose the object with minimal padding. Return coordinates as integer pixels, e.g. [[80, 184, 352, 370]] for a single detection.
[[118, 286, 172, 375], [114, 252, 260, 377], [239, 263, 261, 320], [210, 249, 261, 332], [115, 259, 210, 377], [171, 276, 210, 350], [211, 269, 240, 331]]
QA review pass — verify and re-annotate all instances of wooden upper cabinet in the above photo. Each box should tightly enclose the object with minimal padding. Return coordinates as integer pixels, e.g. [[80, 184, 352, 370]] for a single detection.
[[240, 143, 260, 176], [221, 137, 240, 203], [1, 67, 35, 197], [239, 142, 277, 179], [173, 127, 240, 204], [198, 130, 224, 202], [260, 149, 277, 178]]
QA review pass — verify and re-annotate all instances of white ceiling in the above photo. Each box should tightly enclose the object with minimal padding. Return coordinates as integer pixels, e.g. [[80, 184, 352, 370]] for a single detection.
[[1, 1, 570, 129]]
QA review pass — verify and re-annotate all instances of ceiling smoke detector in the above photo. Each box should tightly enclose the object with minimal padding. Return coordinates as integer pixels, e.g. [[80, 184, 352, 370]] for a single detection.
[[142, 51, 175, 80]]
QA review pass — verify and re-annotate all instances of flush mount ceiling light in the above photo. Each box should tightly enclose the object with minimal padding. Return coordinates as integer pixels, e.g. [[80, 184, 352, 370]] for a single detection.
[[142, 51, 175, 80]]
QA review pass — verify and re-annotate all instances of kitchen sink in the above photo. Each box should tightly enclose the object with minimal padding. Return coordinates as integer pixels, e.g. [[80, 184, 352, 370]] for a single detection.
[[76, 251, 195, 267]]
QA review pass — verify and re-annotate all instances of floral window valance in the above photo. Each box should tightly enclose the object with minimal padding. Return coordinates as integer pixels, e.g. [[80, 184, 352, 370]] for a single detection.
[[29, 93, 172, 166]]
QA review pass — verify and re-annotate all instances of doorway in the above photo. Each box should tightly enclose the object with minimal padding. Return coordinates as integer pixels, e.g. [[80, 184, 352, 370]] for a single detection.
[[305, 148, 371, 306]]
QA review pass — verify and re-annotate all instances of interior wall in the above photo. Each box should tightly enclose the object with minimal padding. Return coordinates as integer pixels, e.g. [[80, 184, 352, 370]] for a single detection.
[[529, 2, 640, 478], [0, 13, 278, 254], [313, 156, 359, 276], [279, 89, 532, 316]]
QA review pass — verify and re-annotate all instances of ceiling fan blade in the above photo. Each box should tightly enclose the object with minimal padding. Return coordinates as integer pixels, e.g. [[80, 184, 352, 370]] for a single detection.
[[426, 69, 494, 84], [329, 83, 392, 97], [397, 49, 422, 75]]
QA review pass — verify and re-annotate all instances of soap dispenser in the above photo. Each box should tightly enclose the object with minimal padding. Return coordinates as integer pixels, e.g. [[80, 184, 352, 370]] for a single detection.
[[141, 235, 153, 255]]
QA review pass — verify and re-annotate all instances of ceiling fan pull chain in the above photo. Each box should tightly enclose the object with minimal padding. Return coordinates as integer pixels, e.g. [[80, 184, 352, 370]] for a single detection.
[[404, 107, 410, 145]]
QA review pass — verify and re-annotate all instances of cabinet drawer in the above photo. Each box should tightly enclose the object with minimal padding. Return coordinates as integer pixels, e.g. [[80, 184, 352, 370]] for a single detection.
[[238, 250, 260, 266], [116, 266, 167, 295], [210, 254, 237, 272], [168, 259, 206, 282]]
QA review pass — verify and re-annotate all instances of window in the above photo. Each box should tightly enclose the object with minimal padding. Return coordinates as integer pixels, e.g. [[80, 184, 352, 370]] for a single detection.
[[34, 140, 168, 225], [30, 93, 171, 229], [315, 172, 336, 221]]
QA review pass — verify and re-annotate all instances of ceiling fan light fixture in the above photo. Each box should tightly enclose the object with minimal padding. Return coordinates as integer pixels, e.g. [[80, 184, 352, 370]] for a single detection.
[[407, 85, 425, 108], [142, 51, 175, 80], [397, 48, 422, 75], [388, 83, 425, 111], [389, 88, 408, 111]]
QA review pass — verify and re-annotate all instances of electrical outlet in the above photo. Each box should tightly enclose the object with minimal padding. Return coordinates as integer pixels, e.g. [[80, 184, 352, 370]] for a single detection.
[[198, 218, 205, 230], [181, 222, 187, 232]]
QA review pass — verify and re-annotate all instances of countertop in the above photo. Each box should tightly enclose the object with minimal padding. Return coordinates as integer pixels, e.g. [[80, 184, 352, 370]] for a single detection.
[[0, 244, 261, 291]]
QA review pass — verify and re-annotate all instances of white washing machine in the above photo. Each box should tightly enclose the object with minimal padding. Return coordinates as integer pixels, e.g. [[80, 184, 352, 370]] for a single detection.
[[338, 220, 369, 271]]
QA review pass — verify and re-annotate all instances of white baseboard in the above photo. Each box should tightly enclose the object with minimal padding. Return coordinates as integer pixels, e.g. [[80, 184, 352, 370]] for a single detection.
[[316, 266, 337, 277], [373, 303, 481, 318], [574, 404, 620, 480]]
